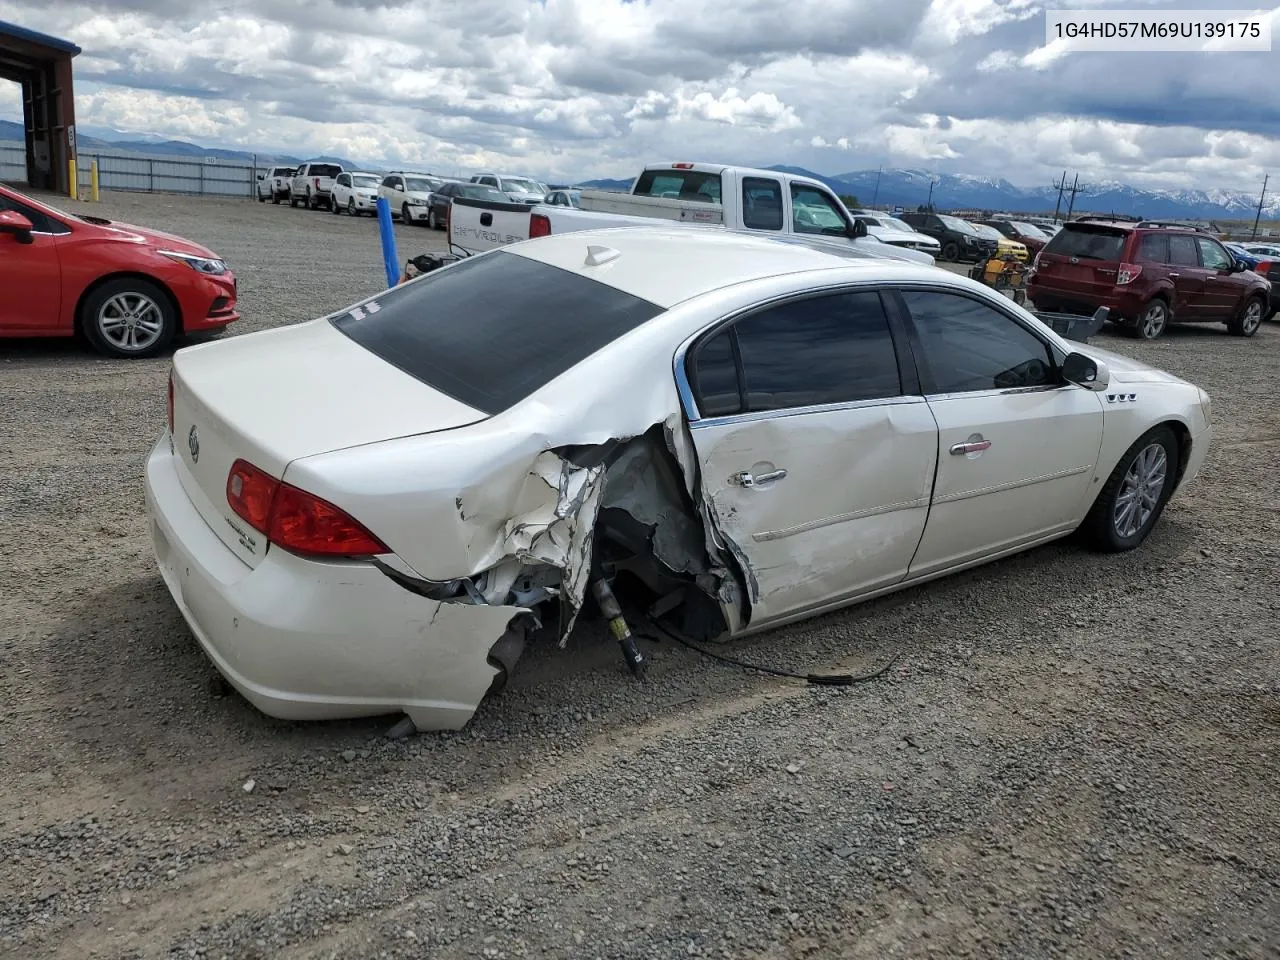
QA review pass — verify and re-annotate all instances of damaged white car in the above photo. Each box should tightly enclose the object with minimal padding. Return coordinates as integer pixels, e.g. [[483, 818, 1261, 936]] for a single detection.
[[144, 226, 1212, 732]]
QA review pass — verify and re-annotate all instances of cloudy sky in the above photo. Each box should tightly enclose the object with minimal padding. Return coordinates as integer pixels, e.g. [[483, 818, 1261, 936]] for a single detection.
[[1, 0, 1277, 191]]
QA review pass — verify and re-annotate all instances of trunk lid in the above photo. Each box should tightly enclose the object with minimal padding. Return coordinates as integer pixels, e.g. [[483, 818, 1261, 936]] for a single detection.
[[169, 318, 487, 568], [1033, 223, 1130, 297]]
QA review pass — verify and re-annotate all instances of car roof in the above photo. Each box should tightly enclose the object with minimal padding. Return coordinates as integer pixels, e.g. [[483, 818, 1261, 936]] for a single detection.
[[503, 226, 944, 309]]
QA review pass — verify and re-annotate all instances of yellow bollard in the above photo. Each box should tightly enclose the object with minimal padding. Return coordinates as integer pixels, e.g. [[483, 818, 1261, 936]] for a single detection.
[[91, 160, 100, 202], [68, 156, 78, 200]]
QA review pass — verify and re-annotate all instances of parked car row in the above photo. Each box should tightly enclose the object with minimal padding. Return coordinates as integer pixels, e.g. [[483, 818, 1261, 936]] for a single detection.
[[256, 161, 554, 227]]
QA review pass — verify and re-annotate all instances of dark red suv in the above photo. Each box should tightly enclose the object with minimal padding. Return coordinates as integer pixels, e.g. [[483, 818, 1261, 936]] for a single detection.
[[1027, 218, 1272, 340]]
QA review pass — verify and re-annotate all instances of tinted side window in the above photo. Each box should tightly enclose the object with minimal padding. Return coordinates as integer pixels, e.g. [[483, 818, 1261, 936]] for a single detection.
[[1168, 235, 1199, 266], [741, 177, 783, 231], [1197, 237, 1231, 270], [691, 329, 742, 417], [900, 290, 1054, 394], [1137, 233, 1169, 262], [689, 292, 902, 416]]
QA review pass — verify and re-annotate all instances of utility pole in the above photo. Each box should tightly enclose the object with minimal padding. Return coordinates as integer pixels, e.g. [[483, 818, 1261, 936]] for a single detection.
[[1252, 173, 1269, 240], [871, 165, 882, 208], [926, 174, 937, 211], [1061, 173, 1092, 220], [1052, 170, 1068, 222]]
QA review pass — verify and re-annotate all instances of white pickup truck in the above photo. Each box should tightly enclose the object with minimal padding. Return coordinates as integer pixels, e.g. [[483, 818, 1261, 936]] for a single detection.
[[289, 161, 344, 211], [445, 162, 935, 265]]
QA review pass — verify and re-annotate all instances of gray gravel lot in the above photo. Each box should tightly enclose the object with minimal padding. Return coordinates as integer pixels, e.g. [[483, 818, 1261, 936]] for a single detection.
[[2, 191, 1279, 960]]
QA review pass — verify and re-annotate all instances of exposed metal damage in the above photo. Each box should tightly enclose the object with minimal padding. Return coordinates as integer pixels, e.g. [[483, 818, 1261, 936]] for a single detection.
[[372, 418, 749, 691]]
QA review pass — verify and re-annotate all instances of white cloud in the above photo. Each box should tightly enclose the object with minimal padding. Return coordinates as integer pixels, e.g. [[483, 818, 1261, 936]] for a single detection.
[[0, 0, 1274, 193]]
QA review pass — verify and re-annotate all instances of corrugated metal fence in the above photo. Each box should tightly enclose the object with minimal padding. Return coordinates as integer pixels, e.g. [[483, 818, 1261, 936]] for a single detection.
[[0, 139, 262, 198]]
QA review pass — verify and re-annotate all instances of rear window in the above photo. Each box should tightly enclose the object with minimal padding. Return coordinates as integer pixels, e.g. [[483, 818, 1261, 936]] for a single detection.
[[309, 164, 342, 177], [1043, 225, 1127, 262], [330, 252, 664, 415], [632, 169, 722, 203]]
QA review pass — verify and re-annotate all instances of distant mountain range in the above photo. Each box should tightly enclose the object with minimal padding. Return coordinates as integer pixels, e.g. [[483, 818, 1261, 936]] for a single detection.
[[0, 120, 360, 173], [1, 119, 1272, 220], [579, 164, 1280, 222]]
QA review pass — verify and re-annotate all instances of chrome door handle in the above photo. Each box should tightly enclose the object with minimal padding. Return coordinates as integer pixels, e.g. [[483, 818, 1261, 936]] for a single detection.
[[731, 468, 788, 487], [950, 440, 992, 456], [1168, 272, 1180, 278]]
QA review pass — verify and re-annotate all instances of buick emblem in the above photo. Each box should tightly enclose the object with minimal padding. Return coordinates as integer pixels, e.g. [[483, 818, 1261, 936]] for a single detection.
[[187, 424, 200, 463]]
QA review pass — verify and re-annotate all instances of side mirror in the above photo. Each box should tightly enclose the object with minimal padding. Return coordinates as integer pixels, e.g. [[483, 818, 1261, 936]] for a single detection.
[[0, 209, 34, 244], [257, 173, 265, 180], [1230, 260, 1247, 273], [1062, 351, 1109, 392], [849, 218, 868, 239]]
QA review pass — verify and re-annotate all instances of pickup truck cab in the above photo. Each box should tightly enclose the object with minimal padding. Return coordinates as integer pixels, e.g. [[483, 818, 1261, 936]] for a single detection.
[[257, 166, 296, 203], [290, 162, 344, 211], [446, 162, 934, 265]]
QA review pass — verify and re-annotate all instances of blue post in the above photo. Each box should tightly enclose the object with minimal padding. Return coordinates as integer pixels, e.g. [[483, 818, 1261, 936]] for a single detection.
[[375, 197, 400, 287]]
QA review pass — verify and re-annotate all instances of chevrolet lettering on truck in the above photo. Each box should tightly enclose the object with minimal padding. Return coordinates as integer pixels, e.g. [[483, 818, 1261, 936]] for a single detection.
[[444, 162, 936, 266]]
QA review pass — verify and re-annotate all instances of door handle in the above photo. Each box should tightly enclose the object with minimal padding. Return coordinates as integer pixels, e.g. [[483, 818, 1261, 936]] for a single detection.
[[731, 468, 787, 488], [950, 440, 992, 456], [1168, 272, 1180, 278]]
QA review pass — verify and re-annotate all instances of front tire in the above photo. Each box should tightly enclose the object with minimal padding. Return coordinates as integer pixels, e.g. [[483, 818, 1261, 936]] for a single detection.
[[81, 278, 177, 359], [1227, 295, 1265, 337], [941, 241, 959, 261], [1080, 425, 1179, 552], [402, 203, 412, 225], [1132, 297, 1169, 340]]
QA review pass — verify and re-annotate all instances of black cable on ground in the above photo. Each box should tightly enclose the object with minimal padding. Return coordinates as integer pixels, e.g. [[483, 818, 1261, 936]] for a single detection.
[[641, 617, 900, 687]]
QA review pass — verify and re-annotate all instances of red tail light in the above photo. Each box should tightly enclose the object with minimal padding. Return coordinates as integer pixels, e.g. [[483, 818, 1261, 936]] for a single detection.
[[1116, 262, 1143, 285], [445, 201, 451, 238], [672, 162, 694, 169], [529, 213, 551, 238], [227, 459, 279, 534], [166, 371, 174, 434], [226, 458, 389, 558], [314, 177, 321, 189]]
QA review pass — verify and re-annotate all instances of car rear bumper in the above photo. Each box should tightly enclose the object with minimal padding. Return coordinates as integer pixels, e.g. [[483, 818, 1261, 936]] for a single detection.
[[1027, 280, 1147, 319], [143, 433, 519, 730]]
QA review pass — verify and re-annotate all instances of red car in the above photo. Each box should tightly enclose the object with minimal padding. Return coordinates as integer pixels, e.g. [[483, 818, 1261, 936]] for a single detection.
[[1028, 218, 1272, 340], [0, 184, 238, 358]]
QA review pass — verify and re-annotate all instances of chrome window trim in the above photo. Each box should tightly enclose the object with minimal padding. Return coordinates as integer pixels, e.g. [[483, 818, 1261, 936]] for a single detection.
[[688, 395, 926, 431], [672, 278, 912, 423]]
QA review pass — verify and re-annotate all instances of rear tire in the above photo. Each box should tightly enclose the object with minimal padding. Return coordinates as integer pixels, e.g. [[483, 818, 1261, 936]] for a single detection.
[[1227, 295, 1265, 337], [427, 209, 438, 229], [1131, 297, 1169, 340], [1079, 425, 1179, 552], [81, 277, 177, 359]]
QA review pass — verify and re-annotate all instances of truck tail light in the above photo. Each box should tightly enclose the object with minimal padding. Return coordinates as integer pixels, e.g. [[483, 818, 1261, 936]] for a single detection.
[[529, 213, 551, 238], [1116, 262, 1143, 285], [672, 162, 694, 169], [166, 370, 174, 434], [314, 177, 321, 189], [226, 459, 389, 557]]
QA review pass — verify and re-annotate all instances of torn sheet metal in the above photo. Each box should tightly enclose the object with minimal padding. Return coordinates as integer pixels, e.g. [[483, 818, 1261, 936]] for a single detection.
[[498, 450, 605, 642]]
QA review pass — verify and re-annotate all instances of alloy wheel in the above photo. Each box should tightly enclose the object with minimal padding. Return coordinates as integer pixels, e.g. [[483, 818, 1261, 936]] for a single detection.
[[97, 292, 165, 353], [1113, 442, 1168, 539]]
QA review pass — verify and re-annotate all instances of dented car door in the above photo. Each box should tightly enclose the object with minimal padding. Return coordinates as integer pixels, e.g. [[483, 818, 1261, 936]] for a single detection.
[[681, 290, 939, 625]]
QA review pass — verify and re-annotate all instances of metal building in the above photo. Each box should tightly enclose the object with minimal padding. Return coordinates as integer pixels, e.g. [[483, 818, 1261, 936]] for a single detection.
[[0, 20, 80, 194]]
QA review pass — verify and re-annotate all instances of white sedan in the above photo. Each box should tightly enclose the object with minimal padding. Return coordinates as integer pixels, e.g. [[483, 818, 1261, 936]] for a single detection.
[[330, 171, 382, 217], [144, 226, 1212, 732]]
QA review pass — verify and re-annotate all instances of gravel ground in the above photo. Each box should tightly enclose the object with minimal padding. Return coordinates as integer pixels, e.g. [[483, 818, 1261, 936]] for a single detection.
[[2, 191, 1279, 960]]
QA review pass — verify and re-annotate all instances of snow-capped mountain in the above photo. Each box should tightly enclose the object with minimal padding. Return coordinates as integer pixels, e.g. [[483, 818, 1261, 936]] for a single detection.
[[579, 165, 1279, 221]]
